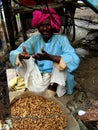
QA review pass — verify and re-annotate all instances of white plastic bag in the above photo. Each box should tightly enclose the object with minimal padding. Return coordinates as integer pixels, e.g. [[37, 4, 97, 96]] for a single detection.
[[18, 57, 50, 92]]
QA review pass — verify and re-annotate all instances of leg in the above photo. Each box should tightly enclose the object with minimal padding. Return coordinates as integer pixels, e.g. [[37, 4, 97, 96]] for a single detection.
[[48, 83, 58, 92], [45, 67, 67, 98]]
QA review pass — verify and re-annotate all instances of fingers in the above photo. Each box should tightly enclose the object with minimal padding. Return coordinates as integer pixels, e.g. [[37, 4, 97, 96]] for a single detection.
[[22, 46, 27, 52], [41, 47, 45, 53], [41, 47, 44, 51], [19, 46, 30, 59], [33, 53, 40, 59], [32, 53, 42, 60]]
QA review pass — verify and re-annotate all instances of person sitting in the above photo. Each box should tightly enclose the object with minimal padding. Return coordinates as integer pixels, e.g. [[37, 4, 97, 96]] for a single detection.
[[9, 7, 80, 97]]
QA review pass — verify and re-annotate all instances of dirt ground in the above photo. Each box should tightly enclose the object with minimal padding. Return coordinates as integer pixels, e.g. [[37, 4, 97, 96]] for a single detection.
[[74, 53, 98, 99]]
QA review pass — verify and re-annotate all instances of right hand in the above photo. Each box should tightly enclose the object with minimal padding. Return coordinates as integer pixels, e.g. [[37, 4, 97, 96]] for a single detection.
[[19, 46, 30, 60]]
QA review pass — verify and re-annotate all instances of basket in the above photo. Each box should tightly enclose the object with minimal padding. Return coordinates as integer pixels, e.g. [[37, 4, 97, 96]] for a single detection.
[[9, 91, 80, 130]]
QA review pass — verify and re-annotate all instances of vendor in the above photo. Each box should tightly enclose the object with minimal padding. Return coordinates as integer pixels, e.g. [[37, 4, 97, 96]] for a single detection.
[[9, 7, 80, 97]]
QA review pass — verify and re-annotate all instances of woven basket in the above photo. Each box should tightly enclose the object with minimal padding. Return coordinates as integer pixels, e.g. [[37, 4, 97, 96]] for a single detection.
[[10, 91, 80, 130]]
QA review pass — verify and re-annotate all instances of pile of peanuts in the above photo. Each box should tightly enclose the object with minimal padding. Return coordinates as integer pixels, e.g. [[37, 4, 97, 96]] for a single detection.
[[10, 94, 67, 130]]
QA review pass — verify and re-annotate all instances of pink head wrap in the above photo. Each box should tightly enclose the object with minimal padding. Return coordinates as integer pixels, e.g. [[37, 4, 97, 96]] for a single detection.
[[31, 8, 61, 33]]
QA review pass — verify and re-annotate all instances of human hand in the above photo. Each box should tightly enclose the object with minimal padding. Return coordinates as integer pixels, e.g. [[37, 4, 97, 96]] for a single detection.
[[32, 48, 49, 61], [19, 46, 30, 60]]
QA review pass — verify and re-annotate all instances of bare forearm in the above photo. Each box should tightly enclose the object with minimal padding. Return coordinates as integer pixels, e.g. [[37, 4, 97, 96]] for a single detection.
[[32, 48, 61, 63], [47, 54, 61, 63]]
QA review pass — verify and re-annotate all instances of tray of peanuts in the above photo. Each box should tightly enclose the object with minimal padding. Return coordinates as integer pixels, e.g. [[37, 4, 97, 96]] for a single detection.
[[1, 91, 80, 130]]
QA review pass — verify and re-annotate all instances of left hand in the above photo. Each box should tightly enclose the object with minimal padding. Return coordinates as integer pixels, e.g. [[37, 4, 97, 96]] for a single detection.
[[32, 48, 49, 61]]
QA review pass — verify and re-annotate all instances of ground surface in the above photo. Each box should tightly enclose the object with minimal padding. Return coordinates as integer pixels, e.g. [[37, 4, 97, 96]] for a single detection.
[[75, 54, 98, 99]]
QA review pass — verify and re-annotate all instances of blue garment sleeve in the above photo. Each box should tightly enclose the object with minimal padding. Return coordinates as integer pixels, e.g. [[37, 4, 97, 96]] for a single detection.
[[9, 36, 36, 68], [56, 35, 80, 94], [59, 35, 80, 73]]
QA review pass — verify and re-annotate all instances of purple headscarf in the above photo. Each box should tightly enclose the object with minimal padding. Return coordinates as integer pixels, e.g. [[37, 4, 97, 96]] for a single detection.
[[32, 7, 61, 33]]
